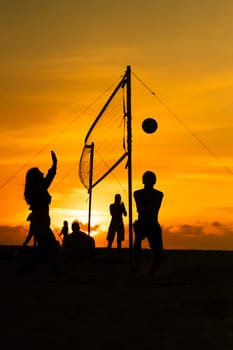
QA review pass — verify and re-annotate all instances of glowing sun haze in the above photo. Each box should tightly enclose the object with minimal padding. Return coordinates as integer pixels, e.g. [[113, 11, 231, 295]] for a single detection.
[[0, 0, 233, 249]]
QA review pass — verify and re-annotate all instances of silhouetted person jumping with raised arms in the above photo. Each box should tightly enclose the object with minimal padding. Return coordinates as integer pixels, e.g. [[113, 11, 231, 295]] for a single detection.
[[133, 171, 164, 275], [106, 194, 127, 252], [22, 150, 58, 269]]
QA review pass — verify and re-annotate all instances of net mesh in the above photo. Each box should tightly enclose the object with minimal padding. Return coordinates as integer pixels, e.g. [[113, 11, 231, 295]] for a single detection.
[[79, 74, 128, 190]]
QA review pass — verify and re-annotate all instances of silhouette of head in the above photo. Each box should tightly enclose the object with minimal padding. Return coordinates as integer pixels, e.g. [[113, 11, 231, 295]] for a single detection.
[[72, 221, 80, 233], [114, 194, 121, 203], [63, 220, 68, 226], [26, 167, 44, 185], [142, 171, 156, 187], [24, 167, 45, 204]]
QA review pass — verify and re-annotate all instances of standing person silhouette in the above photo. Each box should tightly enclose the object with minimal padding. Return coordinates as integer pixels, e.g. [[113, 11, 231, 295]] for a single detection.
[[22, 150, 58, 266], [106, 194, 127, 252], [59, 220, 69, 241], [133, 171, 164, 275]]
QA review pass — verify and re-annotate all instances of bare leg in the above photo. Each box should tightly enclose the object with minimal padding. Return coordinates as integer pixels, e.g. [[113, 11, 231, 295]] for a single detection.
[[107, 240, 112, 249], [133, 238, 142, 274], [117, 240, 122, 255]]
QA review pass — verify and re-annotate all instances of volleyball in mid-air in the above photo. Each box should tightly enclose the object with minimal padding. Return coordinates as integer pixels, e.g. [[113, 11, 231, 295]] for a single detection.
[[142, 118, 158, 134]]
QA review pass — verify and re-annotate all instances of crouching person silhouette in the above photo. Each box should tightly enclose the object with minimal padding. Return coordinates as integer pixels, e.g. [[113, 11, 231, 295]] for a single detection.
[[62, 221, 96, 261], [133, 171, 164, 275]]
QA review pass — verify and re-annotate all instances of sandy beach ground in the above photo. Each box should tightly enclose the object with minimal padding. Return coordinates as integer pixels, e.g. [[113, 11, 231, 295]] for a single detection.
[[0, 247, 232, 349]]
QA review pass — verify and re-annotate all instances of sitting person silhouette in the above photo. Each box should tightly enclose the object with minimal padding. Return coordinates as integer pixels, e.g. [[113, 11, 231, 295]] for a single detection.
[[62, 221, 95, 261], [106, 193, 127, 252], [133, 171, 164, 275], [22, 150, 58, 265]]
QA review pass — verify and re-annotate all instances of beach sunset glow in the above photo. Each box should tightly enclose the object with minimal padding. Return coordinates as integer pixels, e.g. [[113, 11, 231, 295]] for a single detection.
[[0, 1, 233, 249]]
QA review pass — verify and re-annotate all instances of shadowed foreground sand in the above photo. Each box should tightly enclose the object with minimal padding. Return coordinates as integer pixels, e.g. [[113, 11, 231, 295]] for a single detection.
[[0, 247, 232, 349]]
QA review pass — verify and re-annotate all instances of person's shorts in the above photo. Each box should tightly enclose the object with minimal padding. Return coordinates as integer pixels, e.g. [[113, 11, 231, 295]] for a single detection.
[[133, 220, 162, 250], [107, 220, 125, 241]]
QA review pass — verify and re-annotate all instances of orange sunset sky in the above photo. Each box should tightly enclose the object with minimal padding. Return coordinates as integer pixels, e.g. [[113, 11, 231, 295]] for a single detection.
[[0, 0, 233, 249]]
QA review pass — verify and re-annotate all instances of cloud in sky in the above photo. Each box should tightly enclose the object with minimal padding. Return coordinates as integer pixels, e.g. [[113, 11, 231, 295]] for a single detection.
[[54, 220, 233, 251], [0, 225, 27, 246], [163, 221, 233, 250], [1, 221, 232, 250]]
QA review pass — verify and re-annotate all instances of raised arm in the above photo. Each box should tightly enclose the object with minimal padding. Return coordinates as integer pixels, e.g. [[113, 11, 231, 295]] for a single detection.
[[51, 150, 57, 168], [44, 150, 57, 188]]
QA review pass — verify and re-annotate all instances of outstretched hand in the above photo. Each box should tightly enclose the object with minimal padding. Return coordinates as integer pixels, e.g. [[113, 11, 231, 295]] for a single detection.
[[51, 150, 57, 166]]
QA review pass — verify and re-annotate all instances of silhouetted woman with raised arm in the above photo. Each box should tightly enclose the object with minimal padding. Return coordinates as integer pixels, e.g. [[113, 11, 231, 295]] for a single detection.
[[23, 150, 58, 264]]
